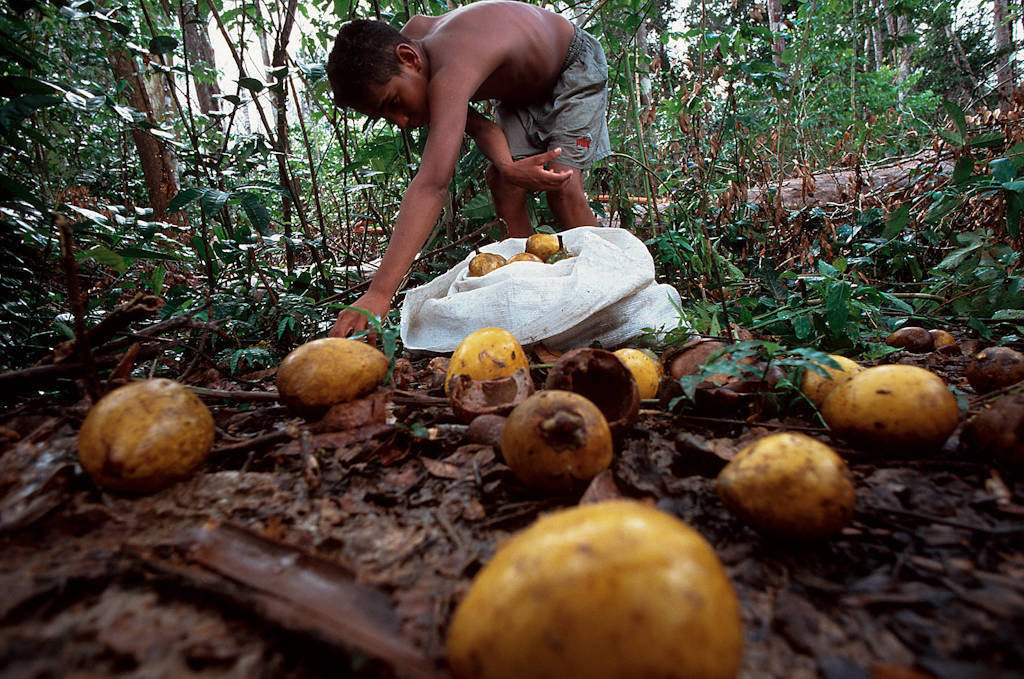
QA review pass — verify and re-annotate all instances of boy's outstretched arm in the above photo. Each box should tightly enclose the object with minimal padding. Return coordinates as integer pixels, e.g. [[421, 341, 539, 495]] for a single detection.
[[330, 79, 474, 340], [466, 108, 571, 192]]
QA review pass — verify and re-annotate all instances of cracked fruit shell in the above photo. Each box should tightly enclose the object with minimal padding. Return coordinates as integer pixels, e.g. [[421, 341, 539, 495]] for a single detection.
[[446, 500, 743, 679], [821, 364, 959, 450], [445, 327, 529, 394], [717, 432, 855, 537], [77, 379, 215, 494], [276, 337, 389, 418], [500, 390, 612, 491]]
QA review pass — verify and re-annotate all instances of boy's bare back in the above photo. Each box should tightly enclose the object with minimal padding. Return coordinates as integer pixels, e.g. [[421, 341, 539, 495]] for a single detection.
[[402, 0, 575, 106]]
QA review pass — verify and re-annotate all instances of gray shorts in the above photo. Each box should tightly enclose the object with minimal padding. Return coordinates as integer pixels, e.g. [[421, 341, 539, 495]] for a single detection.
[[495, 26, 611, 169]]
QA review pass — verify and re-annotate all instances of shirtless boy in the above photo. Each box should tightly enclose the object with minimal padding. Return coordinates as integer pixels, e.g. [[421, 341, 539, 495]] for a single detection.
[[326, 0, 610, 338]]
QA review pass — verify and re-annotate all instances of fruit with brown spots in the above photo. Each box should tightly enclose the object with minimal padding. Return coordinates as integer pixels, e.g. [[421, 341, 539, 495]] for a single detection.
[[885, 326, 934, 353], [446, 500, 743, 679], [613, 347, 662, 400], [929, 329, 957, 350], [499, 390, 612, 491], [467, 250, 506, 277], [505, 252, 544, 264], [965, 346, 1024, 394], [799, 354, 863, 408], [821, 364, 960, 450], [276, 337, 389, 418], [77, 379, 215, 494], [445, 327, 529, 394], [524, 232, 561, 261], [717, 432, 856, 537]]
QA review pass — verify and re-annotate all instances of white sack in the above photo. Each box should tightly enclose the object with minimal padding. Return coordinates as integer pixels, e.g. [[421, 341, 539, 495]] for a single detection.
[[400, 226, 685, 352]]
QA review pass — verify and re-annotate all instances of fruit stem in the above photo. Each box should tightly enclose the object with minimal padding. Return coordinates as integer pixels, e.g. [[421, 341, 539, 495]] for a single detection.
[[539, 410, 586, 449]]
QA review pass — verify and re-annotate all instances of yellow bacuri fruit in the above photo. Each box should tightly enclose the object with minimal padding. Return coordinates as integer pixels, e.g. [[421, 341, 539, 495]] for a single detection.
[[276, 337, 389, 418], [446, 500, 743, 679], [821, 364, 960, 450], [77, 379, 215, 494], [613, 347, 662, 400], [445, 327, 529, 394], [799, 354, 863, 408], [717, 432, 856, 537], [500, 390, 612, 491], [467, 251, 506, 277], [505, 252, 545, 264], [524, 232, 561, 261]]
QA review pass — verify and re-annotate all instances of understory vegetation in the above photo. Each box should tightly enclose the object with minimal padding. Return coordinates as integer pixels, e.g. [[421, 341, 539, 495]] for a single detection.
[[0, 0, 1022, 389]]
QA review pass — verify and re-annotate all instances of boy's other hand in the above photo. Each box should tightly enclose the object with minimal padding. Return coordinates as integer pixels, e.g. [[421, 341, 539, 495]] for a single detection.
[[502, 148, 572, 191], [329, 290, 390, 345]]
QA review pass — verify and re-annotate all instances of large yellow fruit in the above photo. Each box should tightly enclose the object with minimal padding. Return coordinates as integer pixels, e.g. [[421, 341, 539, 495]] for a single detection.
[[468, 252, 506, 277], [276, 337, 389, 418], [500, 390, 612, 491], [821, 364, 959, 450], [77, 379, 215, 494], [799, 354, 863, 408], [445, 327, 529, 394], [446, 500, 743, 679], [613, 347, 662, 400], [717, 432, 855, 537]]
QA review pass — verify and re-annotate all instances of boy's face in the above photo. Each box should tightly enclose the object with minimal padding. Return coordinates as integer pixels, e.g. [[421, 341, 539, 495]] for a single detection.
[[358, 58, 429, 130]]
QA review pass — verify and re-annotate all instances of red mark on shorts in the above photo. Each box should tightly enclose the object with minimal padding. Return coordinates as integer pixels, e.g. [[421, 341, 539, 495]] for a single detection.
[[575, 138, 591, 148]]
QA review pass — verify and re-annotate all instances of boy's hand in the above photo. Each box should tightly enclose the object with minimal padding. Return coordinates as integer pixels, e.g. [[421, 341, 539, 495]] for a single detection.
[[329, 290, 390, 344], [501, 148, 572, 191]]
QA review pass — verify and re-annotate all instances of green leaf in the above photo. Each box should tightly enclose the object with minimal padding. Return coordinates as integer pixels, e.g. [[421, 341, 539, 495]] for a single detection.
[[148, 35, 178, 54], [200, 188, 230, 215], [952, 156, 974, 184], [235, 191, 271, 234], [825, 281, 850, 337], [166, 187, 205, 213], [937, 129, 964, 148], [993, 309, 1024, 320], [1007, 192, 1022, 238], [238, 77, 265, 92], [882, 205, 910, 238], [943, 100, 967, 139], [0, 94, 62, 132], [992, 157, 1016, 183], [967, 131, 1005, 148], [78, 245, 127, 274]]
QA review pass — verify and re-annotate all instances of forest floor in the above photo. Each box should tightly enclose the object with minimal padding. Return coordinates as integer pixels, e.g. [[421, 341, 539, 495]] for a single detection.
[[1, 333, 1023, 679]]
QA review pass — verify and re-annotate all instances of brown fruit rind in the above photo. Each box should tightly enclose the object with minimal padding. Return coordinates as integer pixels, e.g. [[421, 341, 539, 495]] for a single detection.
[[885, 326, 934, 353], [449, 367, 535, 423], [544, 347, 639, 436], [77, 379, 215, 494], [500, 390, 613, 492]]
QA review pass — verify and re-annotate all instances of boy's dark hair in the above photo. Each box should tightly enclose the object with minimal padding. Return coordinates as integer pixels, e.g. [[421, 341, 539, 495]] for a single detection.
[[327, 20, 412, 108]]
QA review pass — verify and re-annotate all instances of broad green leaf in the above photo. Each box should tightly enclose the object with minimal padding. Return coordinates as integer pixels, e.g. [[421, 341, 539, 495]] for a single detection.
[[148, 35, 178, 54], [882, 205, 910, 238], [235, 191, 271, 234], [825, 281, 850, 336], [942, 100, 967, 139], [200, 188, 230, 215], [166, 187, 205, 213], [952, 156, 974, 184], [238, 77, 265, 92], [1007, 192, 1022, 238], [79, 245, 127, 274], [993, 309, 1024, 320], [937, 129, 964, 148], [992, 157, 1016, 183], [0, 95, 62, 131], [967, 131, 1005, 148]]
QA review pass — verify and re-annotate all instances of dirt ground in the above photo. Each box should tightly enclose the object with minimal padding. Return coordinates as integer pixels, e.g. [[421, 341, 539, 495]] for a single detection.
[[1, 337, 1022, 679]]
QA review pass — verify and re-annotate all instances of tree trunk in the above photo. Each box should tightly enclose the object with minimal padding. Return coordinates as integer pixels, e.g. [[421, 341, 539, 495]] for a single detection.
[[108, 50, 178, 218], [895, 15, 913, 87], [273, 0, 298, 274], [993, 0, 1015, 112], [637, 19, 652, 106], [179, 0, 222, 117], [871, 0, 887, 69], [768, 0, 786, 68]]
